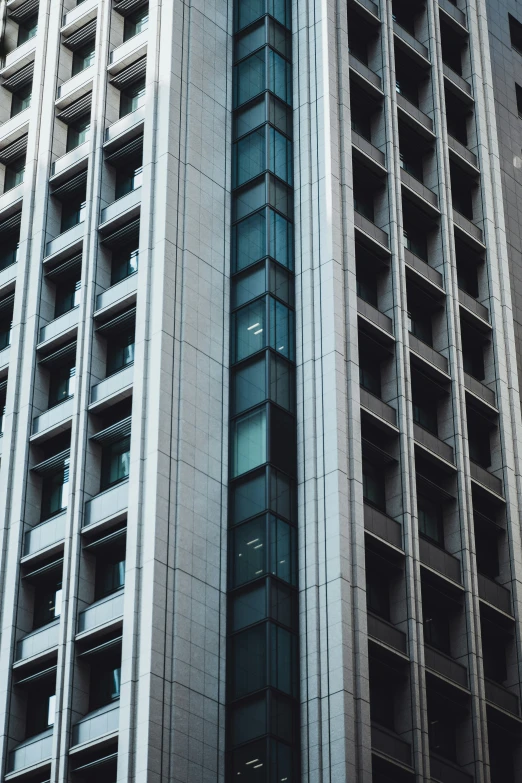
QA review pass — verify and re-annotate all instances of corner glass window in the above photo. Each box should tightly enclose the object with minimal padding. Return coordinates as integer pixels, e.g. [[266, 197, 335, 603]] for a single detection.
[[101, 436, 131, 489], [231, 514, 296, 587], [55, 278, 81, 317], [123, 4, 149, 40], [41, 465, 69, 521], [231, 407, 267, 477], [17, 13, 38, 46], [111, 245, 139, 285], [61, 197, 87, 232], [233, 208, 293, 272], [11, 83, 32, 117], [49, 364, 76, 407], [120, 78, 146, 118], [233, 297, 294, 363], [233, 48, 291, 108], [232, 740, 292, 783], [72, 41, 95, 76], [4, 157, 25, 192], [106, 331, 135, 375], [67, 115, 91, 152]]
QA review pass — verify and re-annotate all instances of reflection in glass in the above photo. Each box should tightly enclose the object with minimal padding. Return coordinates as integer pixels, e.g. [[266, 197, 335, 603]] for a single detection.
[[232, 408, 267, 477]]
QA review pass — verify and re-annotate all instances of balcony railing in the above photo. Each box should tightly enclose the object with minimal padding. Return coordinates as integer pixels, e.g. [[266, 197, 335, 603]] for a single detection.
[[0, 181, 24, 217], [469, 460, 503, 497], [16, 620, 60, 662], [109, 29, 147, 67], [57, 64, 94, 102], [452, 209, 484, 245], [447, 134, 478, 170], [430, 754, 473, 783], [8, 729, 53, 773], [24, 512, 66, 557], [95, 272, 138, 314], [419, 536, 461, 583], [477, 572, 512, 615], [438, 0, 467, 28], [371, 724, 412, 767], [424, 645, 468, 688], [413, 423, 455, 464], [354, 210, 389, 249], [351, 131, 385, 169], [51, 141, 90, 179], [105, 105, 146, 146], [409, 334, 449, 375], [91, 365, 134, 407], [463, 373, 496, 408], [348, 54, 382, 91], [349, 0, 379, 19], [84, 480, 129, 529], [443, 64, 472, 98], [400, 169, 439, 209], [363, 503, 402, 549], [458, 288, 489, 323], [357, 297, 393, 335], [39, 306, 79, 346], [367, 613, 407, 654], [100, 187, 141, 227], [484, 678, 519, 716], [396, 92, 434, 133], [1, 37, 37, 75], [32, 397, 74, 438], [404, 248, 443, 290], [45, 221, 84, 259], [0, 345, 10, 372], [360, 388, 397, 426], [78, 589, 124, 634], [62, 0, 98, 28], [393, 21, 429, 60], [71, 703, 119, 748]]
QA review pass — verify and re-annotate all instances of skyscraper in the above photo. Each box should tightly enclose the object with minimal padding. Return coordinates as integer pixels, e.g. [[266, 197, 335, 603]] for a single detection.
[[1, 0, 522, 780]]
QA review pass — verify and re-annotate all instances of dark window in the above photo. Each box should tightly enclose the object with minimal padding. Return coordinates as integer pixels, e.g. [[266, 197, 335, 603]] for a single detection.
[[0, 235, 19, 271], [111, 244, 138, 285], [366, 567, 390, 620], [369, 663, 395, 729], [362, 459, 386, 511], [423, 599, 451, 655], [356, 260, 378, 307], [95, 541, 126, 599], [123, 4, 149, 40], [456, 253, 479, 298], [230, 622, 297, 699], [232, 739, 292, 783], [17, 13, 38, 45], [89, 654, 121, 710], [408, 307, 432, 346], [392, 0, 415, 35], [101, 436, 131, 490], [25, 687, 55, 739], [4, 156, 25, 192], [353, 185, 374, 222], [231, 514, 296, 587], [474, 516, 499, 579], [33, 577, 62, 629], [0, 313, 11, 351], [55, 277, 80, 317], [120, 78, 146, 118], [403, 227, 428, 262], [428, 697, 457, 762], [399, 149, 423, 182], [11, 83, 32, 117], [351, 99, 372, 141], [482, 629, 507, 683], [359, 353, 381, 397], [349, 30, 368, 64], [467, 410, 491, 468], [516, 84, 522, 119], [41, 465, 69, 521], [61, 196, 86, 232], [49, 364, 75, 407], [412, 393, 438, 435], [66, 115, 91, 152], [395, 61, 419, 106], [0, 393, 5, 436], [115, 162, 143, 199], [461, 326, 484, 380], [418, 495, 444, 546], [72, 41, 95, 76], [106, 331, 135, 375], [509, 14, 522, 55]]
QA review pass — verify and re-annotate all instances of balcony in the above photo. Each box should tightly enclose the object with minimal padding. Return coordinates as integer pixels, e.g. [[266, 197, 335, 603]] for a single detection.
[[56, 65, 94, 107], [367, 613, 407, 655], [351, 131, 386, 174], [357, 297, 393, 339], [51, 142, 89, 183], [348, 0, 380, 21], [95, 273, 138, 319], [23, 512, 66, 560], [452, 209, 484, 249], [396, 93, 434, 136], [371, 724, 412, 767], [7, 729, 53, 775], [360, 388, 397, 428], [484, 679, 519, 716], [393, 22, 430, 63], [438, 0, 467, 30], [400, 169, 439, 214], [469, 460, 503, 498], [477, 572, 512, 616], [90, 365, 134, 411], [0, 38, 36, 79], [84, 480, 129, 531], [108, 29, 148, 73], [61, 0, 99, 34], [443, 64, 473, 102], [447, 135, 479, 174], [0, 345, 11, 375], [0, 108, 30, 148], [0, 261, 18, 297], [0, 181, 24, 219], [364, 503, 403, 549], [413, 423, 455, 466], [104, 106, 146, 151], [404, 248, 444, 293], [45, 221, 84, 263], [71, 703, 119, 749], [99, 188, 141, 233], [31, 398, 74, 441], [348, 54, 383, 96], [463, 373, 496, 410], [430, 755, 473, 783], [409, 334, 449, 377], [15, 620, 60, 663], [425, 645, 468, 688], [458, 288, 490, 328], [38, 307, 79, 349], [419, 536, 461, 584], [78, 589, 124, 636], [354, 211, 390, 255]]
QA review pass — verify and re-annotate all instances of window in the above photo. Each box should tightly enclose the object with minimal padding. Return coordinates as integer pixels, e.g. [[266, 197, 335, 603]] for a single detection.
[[232, 207, 293, 273], [392, 0, 415, 35], [119, 78, 146, 118], [106, 331, 135, 375], [33, 577, 62, 629], [356, 262, 378, 306], [369, 663, 395, 729], [232, 354, 294, 415], [482, 630, 507, 683], [89, 654, 121, 710], [362, 459, 386, 511], [11, 83, 32, 117], [4, 157, 25, 192], [0, 394, 5, 436], [423, 600, 451, 654], [95, 541, 126, 599], [26, 688, 56, 738], [232, 407, 267, 477], [111, 244, 138, 285], [234, 49, 292, 108], [509, 14, 522, 55], [72, 41, 95, 76], [66, 115, 91, 152], [418, 495, 444, 546], [412, 398, 438, 435], [348, 31, 368, 65], [353, 187, 374, 221], [0, 313, 12, 351], [428, 698, 457, 762], [17, 13, 38, 46], [407, 308, 432, 345], [49, 364, 76, 407], [41, 465, 69, 521], [359, 353, 381, 397], [366, 567, 389, 620], [461, 326, 484, 380], [0, 235, 19, 271], [231, 514, 296, 587], [115, 163, 143, 199], [351, 100, 372, 141], [61, 197, 86, 232], [467, 410, 491, 467], [516, 83, 522, 119], [403, 227, 428, 261], [399, 150, 423, 182], [231, 622, 297, 699], [55, 277, 80, 317], [123, 4, 149, 40], [475, 516, 499, 579], [101, 436, 131, 489]]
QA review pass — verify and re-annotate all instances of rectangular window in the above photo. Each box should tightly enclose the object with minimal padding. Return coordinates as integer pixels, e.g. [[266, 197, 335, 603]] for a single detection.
[[0, 314, 11, 351], [49, 364, 76, 407], [61, 198, 87, 232], [115, 164, 143, 199], [111, 245, 139, 285], [90, 660, 122, 710], [17, 13, 38, 46], [67, 115, 91, 152], [11, 83, 32, 117], [509, 14, 522, 55], [101, 436, 131, 489], [95, 543, 126, 599], [72, 41, 95, 76], [412, 400, 438, 435], [516, 83, 522, 119], [423, 602, 451, 654], [4, 157, 25, 192], [418, 494, 444, 546], [55, 278, 81, 318], [232, 407, 267, 477], [123, 4, 149, 40], [362, 459, 386, 511], [120, 78, 146, 118], [33, 578, 62, 629], [41, 466, 69, 521], [106, 331, 135, 375], [366, 568, 390, 619], [0, 236, 19, 272]]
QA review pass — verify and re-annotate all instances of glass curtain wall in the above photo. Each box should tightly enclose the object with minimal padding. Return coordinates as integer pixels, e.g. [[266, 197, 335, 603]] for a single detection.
[[227, 0, 299, 779]]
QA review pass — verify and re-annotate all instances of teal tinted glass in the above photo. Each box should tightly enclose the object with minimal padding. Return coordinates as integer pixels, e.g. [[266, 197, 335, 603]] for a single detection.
[[233, 210, 267, 272], [234, 127, 265, 187], [269, 209, 293, 269], [269, 354, 294, 411], [234, 50, 265, 107], [233, 262, 266, 308], [231, 407, 267, 477], [231, 582, 267, 630], [269, 126, 292, 183], [234, 297, 266, 361], [232, 516, 267, 585], [268, 49, 291, 104], [233, 356, 266, 414], [269, 297, 293, 359], [269, 514, 295, 583]]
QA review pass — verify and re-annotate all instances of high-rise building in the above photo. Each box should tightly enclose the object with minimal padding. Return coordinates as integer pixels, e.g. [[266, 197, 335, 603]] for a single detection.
[[1, 0, 522, 781]]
